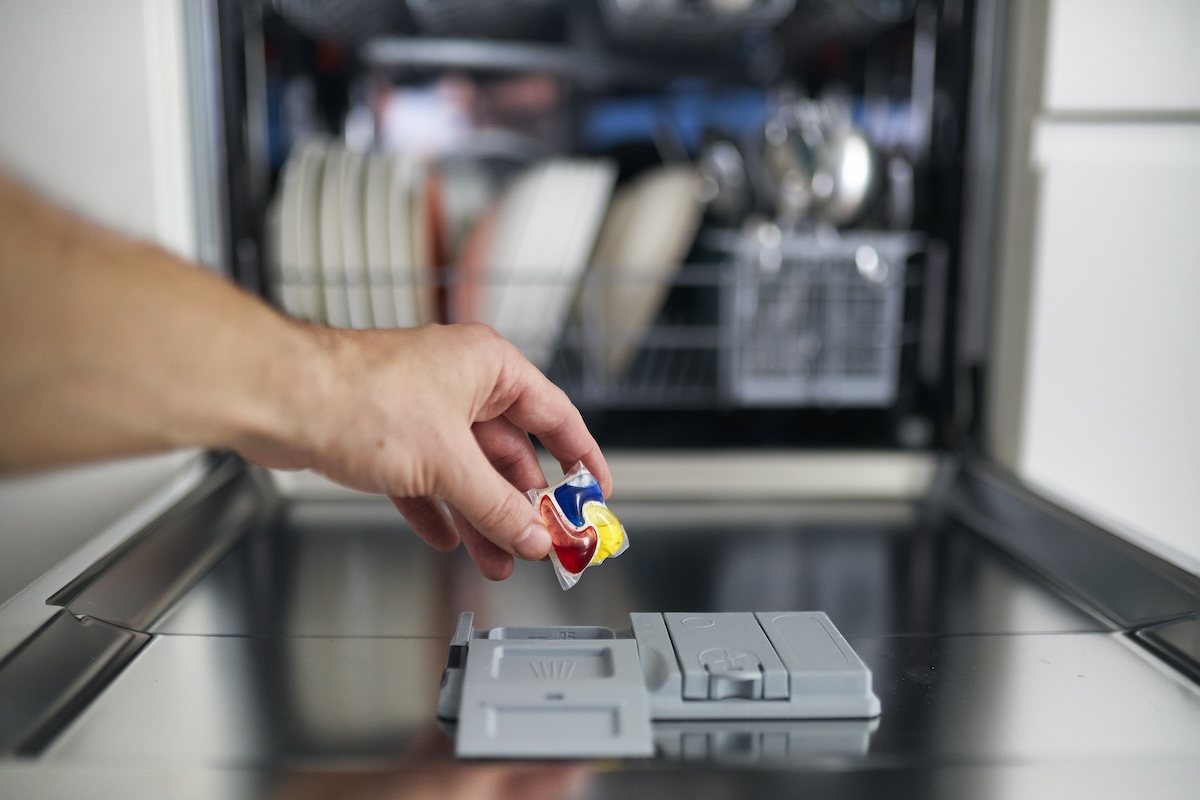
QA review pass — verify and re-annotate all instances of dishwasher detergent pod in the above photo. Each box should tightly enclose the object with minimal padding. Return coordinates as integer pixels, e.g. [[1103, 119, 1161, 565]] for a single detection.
[[527, 462, 628, 590]]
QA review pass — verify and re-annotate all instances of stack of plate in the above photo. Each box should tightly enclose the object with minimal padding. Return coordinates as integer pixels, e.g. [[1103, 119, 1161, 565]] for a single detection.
[[269, 143, 705, 380], [268, 137, 436, 329]]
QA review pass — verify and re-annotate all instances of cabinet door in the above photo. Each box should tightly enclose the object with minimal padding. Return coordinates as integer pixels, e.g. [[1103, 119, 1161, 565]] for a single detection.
[[1044, 0, 1200, 113], [1018, 121, 1200, 570]]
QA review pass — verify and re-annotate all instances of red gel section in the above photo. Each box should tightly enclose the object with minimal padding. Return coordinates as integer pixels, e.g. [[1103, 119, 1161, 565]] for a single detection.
[[540, 495, 597, 574]]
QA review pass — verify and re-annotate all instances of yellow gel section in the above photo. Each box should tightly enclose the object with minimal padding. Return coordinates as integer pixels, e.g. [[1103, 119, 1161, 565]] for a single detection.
[[585, 503, 625, 564]]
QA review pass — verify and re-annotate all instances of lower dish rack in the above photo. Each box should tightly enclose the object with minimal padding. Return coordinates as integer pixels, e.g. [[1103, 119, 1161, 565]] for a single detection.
[[719, 229, 918, 408], [271, 229, 921, 411]]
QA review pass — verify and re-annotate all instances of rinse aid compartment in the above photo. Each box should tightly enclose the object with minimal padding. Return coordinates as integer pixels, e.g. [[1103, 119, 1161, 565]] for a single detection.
[[438, 611, 880, 759]]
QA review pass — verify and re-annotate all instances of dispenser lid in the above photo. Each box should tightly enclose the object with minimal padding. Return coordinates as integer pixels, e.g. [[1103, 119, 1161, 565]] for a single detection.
[[633, 611, 880, 720], [454, 626, 654, 758]]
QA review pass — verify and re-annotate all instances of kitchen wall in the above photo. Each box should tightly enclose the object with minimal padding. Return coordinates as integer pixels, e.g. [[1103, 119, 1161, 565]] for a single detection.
[[989, 0, 1200, 573], [0, 0, 203, 605], [0, 0, 198, 253]]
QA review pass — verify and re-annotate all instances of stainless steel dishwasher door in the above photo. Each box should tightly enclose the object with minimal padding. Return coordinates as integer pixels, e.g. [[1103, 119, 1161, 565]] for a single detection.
[[3, 459, 1200, 799]]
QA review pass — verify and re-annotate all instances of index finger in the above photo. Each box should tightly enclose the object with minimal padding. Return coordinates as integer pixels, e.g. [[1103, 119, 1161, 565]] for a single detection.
[[495, 363, 612, 497]]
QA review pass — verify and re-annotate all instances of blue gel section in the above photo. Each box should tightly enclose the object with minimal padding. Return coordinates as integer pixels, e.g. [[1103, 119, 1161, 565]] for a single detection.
[[553, 478, 604, 528]]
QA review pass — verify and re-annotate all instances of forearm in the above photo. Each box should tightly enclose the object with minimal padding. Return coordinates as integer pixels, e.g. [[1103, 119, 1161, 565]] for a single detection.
[[0, 172, 608, 576], [0, 171, 319, 471]]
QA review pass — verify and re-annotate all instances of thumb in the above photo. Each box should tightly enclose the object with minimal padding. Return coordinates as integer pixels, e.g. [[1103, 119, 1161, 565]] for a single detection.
[[435, 435, 553, 562]]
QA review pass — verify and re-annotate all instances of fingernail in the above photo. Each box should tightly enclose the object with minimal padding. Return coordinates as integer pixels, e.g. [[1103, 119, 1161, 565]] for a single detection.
[[513, 522, 551, 561]]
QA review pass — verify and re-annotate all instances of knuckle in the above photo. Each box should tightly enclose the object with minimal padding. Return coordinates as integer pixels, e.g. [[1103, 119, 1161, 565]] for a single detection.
[[540, 403, 581, 442], [460, 321, 501, 347], [473, 496, 523, 543], [487, 446, 525, 478], [404, 457, 440, 499]]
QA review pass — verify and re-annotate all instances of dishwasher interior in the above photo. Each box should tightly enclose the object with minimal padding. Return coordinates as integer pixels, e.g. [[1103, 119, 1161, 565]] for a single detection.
[[226, 0, 976, 451], [3, 1, 1200, 797]]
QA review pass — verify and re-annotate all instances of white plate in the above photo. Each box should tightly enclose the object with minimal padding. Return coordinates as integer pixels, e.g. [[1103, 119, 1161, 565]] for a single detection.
[[409, 160, 437, 325], [582, 164, 706, 378], [319, 144, 352, 327], [289, 138, 329, 322], [478, 162, 550, 336], [537, 160, 618, 369], [264, 195, 293, 314], [363, 151, 397, 327], [486, 159, 616, 369], [271, 147, 301, 316], [339, 148, 373, 329], [386, 152, 419, 327]]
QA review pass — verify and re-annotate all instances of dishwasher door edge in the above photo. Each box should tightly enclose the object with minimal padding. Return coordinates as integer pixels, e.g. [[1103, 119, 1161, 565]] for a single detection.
[[0, 453, 268, 661]]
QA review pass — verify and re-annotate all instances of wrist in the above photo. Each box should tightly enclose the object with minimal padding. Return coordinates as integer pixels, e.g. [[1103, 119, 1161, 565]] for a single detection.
[[223, 314, 338, 470]]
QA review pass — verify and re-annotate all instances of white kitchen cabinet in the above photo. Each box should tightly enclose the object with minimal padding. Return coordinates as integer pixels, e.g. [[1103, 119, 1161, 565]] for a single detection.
[[1045, 0, 1200, 113], [990, 0, 1200, 573], [1022, 122, 1200, 570], [0, 0, 206, 606]]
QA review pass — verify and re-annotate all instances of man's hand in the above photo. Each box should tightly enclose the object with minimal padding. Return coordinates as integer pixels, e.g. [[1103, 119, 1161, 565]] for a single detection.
[[239, 322, 611, 580]]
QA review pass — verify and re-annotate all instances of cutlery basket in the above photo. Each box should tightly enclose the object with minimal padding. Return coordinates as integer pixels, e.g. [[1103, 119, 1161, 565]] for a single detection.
[[721, 229, 918, 407]]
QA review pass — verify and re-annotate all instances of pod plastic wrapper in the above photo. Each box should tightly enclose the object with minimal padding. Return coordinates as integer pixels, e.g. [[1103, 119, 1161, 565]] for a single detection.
[[527, 462, 628, 590]]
